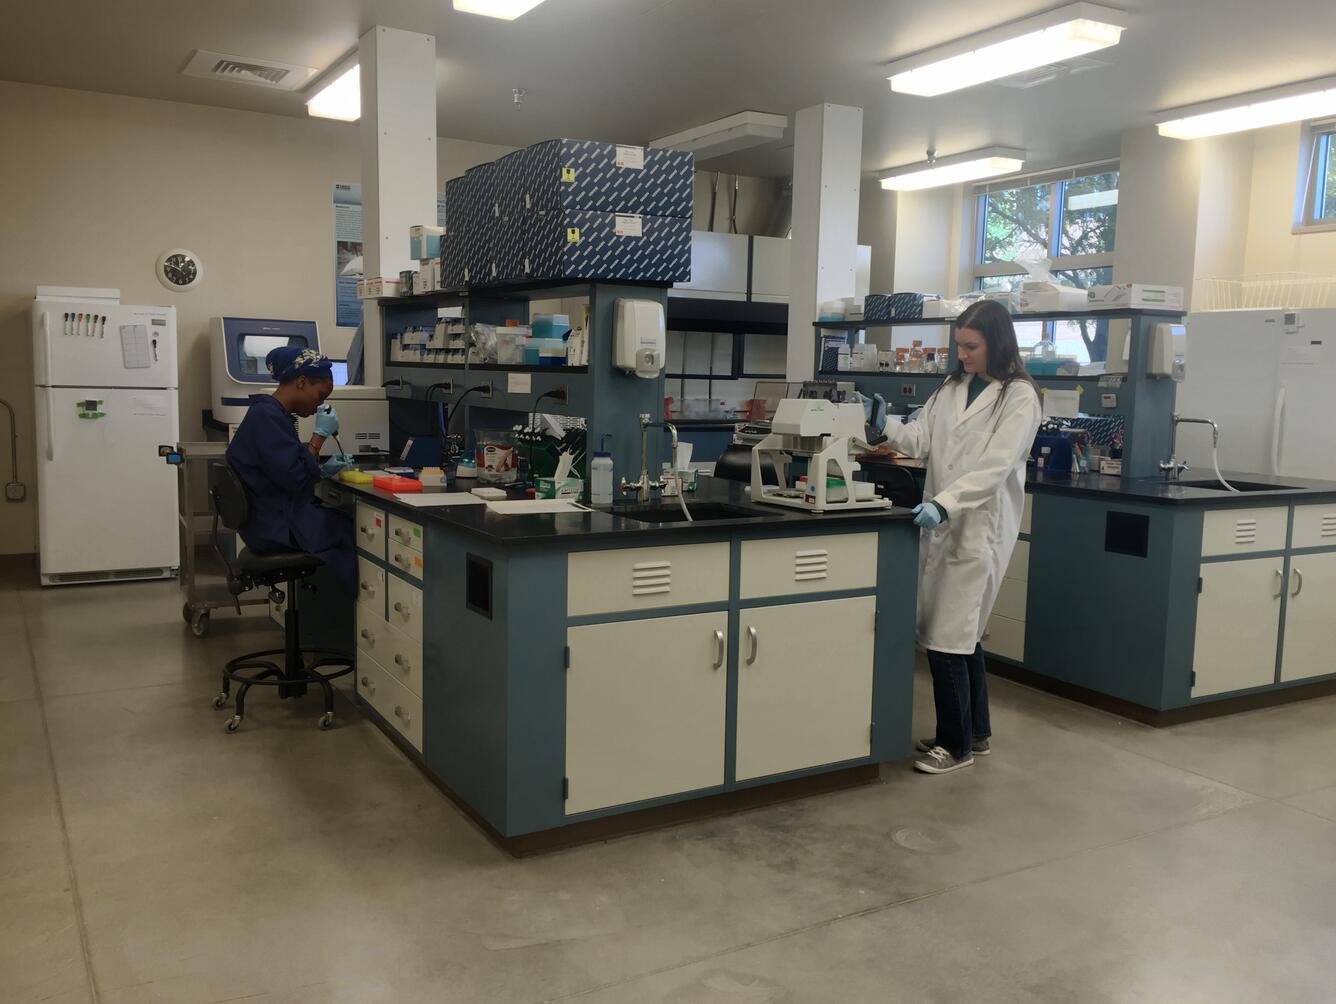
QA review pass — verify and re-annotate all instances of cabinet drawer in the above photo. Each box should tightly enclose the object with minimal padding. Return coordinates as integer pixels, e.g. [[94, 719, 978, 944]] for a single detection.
[[1006, 539, 1031, 582], [740, 533, 877, 600], [356, 605, 391, 662], [357, 657, 423, 753], [388, 514, 424, 553], [355, 502, 386, 559], [567, 543, 729, 617], [387, 575, 423, 640], [384, 621, 423, 698], [983, 614, 1025, 662], [1292, 503, 1336, 550], [1201, 507, 1287, 556], [357, 557, 386, 614], [993, 577, 1028, 622], [389, 539, 425, 581], [1021, 493, 1034, 535]]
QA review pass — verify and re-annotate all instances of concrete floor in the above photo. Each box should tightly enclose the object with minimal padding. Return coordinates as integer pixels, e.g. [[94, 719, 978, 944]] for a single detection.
[[4, 558, 1336, 1003]]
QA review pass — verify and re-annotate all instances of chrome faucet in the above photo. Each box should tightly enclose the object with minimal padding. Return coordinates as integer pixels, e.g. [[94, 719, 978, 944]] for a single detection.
[[619, 413, 679, 503], [1161, 414, 1220, 481]]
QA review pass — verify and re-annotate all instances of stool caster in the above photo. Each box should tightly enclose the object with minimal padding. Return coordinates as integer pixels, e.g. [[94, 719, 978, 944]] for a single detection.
[[225, 716, 242, 733], [212, 692, 229, 709], [318, 712, 334, 730]]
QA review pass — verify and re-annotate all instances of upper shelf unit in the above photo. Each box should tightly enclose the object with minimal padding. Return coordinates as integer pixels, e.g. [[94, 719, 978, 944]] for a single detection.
[[813, 306, 1188, 330]]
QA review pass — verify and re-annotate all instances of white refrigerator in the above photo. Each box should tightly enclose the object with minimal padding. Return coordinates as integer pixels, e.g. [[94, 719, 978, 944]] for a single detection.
[[32, 287, 181, 585], [1177, 308, 1336, 481]]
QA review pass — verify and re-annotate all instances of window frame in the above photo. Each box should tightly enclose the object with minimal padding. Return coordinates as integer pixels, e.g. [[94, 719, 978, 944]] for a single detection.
[[1294, 119, 1336, 235]]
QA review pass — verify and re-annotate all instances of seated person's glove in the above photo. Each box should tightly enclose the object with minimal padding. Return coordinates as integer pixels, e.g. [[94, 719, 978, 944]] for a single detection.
[[912, 502, 947, 529], [314, 404, 340, 439], [320, 454, 355, 479]]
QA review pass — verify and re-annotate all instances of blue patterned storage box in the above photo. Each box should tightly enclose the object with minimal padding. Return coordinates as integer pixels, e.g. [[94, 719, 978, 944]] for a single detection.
[[518, 140, 694, 219], [509, 210, 691, 283]]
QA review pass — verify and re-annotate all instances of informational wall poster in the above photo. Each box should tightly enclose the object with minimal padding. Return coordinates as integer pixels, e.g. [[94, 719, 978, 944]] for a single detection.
[[333, 182, 363, 329]]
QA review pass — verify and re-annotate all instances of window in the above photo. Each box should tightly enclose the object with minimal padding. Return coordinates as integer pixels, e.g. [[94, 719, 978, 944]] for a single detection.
[[1297, 123, 1336, 231], [973, 166, 1119, 364]]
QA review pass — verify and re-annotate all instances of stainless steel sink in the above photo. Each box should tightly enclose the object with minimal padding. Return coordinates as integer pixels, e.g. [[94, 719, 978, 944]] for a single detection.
[[611, 502, 765, 524], [1174, 480, 1299, 493]]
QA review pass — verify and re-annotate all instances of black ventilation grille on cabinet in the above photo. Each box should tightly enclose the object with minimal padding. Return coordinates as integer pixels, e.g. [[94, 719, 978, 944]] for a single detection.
[[1105, 511, 1149, 558]]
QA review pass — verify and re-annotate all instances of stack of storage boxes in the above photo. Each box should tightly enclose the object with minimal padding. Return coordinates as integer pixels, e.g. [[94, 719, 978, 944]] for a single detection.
[[440, 139, 693, 289]]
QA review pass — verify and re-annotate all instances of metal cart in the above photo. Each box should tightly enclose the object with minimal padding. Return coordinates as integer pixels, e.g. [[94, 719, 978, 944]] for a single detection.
[[175, 442, 265, 637]]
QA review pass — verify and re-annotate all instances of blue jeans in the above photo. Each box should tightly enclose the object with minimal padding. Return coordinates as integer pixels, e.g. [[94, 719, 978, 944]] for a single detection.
[[927, 644, 992, 760]]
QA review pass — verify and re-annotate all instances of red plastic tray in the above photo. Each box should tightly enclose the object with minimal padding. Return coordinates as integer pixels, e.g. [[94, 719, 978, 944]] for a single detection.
[[373, 475, 422, 493]]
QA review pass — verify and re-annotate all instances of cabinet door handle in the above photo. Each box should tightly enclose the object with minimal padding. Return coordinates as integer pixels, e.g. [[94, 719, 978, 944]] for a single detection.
[[360, 628, 373, 642], [712, 629, 724, 670], [1292, 568, 1304, 597], [360, 675, 369, 687], [1274, 569, 1285, 599], [393, 601, 406, 615], [394, 653, 408, 668], [746, 626, 758, 665], [359, 580, 372, 593], [394, 705, 411, 726]]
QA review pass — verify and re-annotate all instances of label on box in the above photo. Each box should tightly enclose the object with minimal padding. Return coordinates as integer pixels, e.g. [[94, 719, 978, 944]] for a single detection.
[[1098, 375, 1125, 388], [507, 372, 532, 394], [615, 145, 645, 170], [566, 227, 582, 244], [614, 214, 643, 238], [561, 167, 577, 183]]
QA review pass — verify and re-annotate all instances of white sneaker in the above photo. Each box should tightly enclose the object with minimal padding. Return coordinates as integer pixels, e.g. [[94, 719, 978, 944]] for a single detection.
[[917, 737, 991, 756], [914, 746, 975, 775]]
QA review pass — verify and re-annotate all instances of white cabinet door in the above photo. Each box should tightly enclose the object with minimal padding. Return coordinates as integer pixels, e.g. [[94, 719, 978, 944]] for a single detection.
[[1281, 552, 1336, 682], [565, 612, 727, 814], [1192, 558, 1282, 697], [736, 596, 875, 781]]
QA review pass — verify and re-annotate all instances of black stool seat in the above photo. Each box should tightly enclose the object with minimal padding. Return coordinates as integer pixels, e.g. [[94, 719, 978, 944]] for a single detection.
[[238, 549, 322, 578]]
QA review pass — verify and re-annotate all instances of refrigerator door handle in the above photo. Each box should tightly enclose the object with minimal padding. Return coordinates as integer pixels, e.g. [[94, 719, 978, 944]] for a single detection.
[[44, 389, 55, 462], [1271, 385, 1286, 476], [40, 311, 52, 385]]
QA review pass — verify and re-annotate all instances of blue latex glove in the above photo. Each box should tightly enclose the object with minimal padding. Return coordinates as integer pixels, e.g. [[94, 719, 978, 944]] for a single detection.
[[912, 502, 945, 529], [314, 404, 340, 438], [320, 454, 354, 479], [859, 393, 888, 435]]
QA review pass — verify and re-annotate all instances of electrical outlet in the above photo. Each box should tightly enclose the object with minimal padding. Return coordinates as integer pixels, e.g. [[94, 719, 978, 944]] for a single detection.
[[476, 381, 493, 399], [550, 385, 570, 405], [900, 384, 916, 398], [5, 482, 25, 502], [1101, 393, 1118, 409]]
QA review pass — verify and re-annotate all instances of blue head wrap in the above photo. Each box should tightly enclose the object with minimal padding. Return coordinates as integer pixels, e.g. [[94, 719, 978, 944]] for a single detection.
[[266, 346, 332, 383]]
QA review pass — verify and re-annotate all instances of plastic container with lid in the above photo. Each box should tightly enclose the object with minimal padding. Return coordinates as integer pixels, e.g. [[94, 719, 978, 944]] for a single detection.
[[590, 435, 615, 505]]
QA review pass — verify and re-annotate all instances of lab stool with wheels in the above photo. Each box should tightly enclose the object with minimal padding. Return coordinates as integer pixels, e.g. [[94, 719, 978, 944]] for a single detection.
[[207, 463, 353, 733]]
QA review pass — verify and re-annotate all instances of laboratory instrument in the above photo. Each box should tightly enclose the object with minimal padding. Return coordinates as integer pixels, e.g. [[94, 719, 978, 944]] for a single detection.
[[210, 316, 389, 454], [31, 286, 180, 585], [749, 399, 890, 514]]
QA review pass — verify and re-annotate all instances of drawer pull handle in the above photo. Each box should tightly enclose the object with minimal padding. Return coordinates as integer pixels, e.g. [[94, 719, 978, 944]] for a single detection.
[[746, 626, 758, 665], [360, 675, 369, 687], [1292, 568, 1304, 597], [359, 525, 372, 537], [393, 602, 407, 615], [394, 653, 408, 668], [359, 581, 371, 592], [394, 705, 411, 725], [393, 554, 405, 566], [1273, 569, 1284, 599], [360, 628, 373, 642], [712, 629, 724, 670]]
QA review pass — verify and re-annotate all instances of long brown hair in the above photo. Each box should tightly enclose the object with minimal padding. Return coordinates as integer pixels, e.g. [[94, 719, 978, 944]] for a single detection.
[[948, 300, 1038, 402]]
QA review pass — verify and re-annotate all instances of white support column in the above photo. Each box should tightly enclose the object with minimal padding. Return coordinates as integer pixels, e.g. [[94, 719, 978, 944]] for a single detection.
[[359, 25, 437, 386], [786, 103, 863, 382]]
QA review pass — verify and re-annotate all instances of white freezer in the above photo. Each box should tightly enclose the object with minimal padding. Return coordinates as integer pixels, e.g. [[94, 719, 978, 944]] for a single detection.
[[33, 386, 180, 582], [33, 298, 178, 390]]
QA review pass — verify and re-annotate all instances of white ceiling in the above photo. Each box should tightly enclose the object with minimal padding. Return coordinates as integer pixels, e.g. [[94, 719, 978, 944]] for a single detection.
[[3, 0, 1334, 177]]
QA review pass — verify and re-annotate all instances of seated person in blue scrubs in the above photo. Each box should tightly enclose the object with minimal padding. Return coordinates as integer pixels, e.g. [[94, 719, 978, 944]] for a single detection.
[[225, 346, 356, 593]]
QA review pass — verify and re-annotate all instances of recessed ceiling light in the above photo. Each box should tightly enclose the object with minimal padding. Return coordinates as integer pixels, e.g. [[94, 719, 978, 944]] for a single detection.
[[879, 148, 1026, 191], [306, 59, 359, 121], [886, 3, 1127, 98], [453, 0, 548, 19], [1156, 76, 1336, 140]]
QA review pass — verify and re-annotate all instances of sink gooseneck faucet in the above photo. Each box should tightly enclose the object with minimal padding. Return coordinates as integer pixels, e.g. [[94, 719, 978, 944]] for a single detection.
[[1161, 414, 1220, 481], [619, 413, 680, 503]]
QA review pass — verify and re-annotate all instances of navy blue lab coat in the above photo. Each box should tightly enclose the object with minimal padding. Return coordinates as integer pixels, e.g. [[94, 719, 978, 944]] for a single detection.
[[225, 395, 355, 592]]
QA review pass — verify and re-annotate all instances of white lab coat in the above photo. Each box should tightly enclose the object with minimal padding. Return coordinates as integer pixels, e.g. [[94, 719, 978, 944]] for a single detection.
[[882, 376, 1042, 654]]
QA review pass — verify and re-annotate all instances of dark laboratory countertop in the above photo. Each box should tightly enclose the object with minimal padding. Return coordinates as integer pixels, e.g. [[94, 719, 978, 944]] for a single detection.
[[1026, 470, 1336, 506], [318, 475, 915, 546]]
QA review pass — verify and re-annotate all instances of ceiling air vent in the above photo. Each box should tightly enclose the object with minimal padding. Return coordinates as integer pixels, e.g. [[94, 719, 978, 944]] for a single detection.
[[182, 50, 318, 92], [997, 54, 1111, 90]]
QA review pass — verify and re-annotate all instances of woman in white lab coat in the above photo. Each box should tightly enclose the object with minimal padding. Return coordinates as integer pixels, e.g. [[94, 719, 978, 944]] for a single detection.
[[869, 300, 1042, 775]]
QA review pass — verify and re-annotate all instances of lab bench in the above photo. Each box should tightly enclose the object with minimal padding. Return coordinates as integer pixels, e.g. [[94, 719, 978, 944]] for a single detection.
[[985, 473, 1336, 724], [314, 477, 919, 854]]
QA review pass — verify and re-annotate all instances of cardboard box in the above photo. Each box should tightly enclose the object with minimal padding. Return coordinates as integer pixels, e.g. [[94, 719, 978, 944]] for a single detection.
[[519, 139, 694, 219], [360, 277, 402, 299], [410, 225, 444, 261], [536, 477, 584, 500], [514, 209, 691, 283], [1019, 283, 1088, 313], [1088, 283, 1184, 310]]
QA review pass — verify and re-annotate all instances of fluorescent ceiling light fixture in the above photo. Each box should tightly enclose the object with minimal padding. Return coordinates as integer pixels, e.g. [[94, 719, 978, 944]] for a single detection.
[[886, 3, 1127, 97], [453, 0, 548, 19], [1067, 189, 1118, 210], [879, 147, 1026, 191], [1156, 76, 1336, 140], [306, 57, 359, 121], [650, 111, 789, 161]]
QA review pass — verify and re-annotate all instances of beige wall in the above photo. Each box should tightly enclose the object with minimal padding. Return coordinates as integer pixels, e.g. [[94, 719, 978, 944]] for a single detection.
[[1244, 123, 1336, 276], [0, 80, 510, 555]]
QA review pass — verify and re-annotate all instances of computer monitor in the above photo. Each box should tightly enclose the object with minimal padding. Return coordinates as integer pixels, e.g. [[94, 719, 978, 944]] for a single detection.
[[330, 360, 349, 386]]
